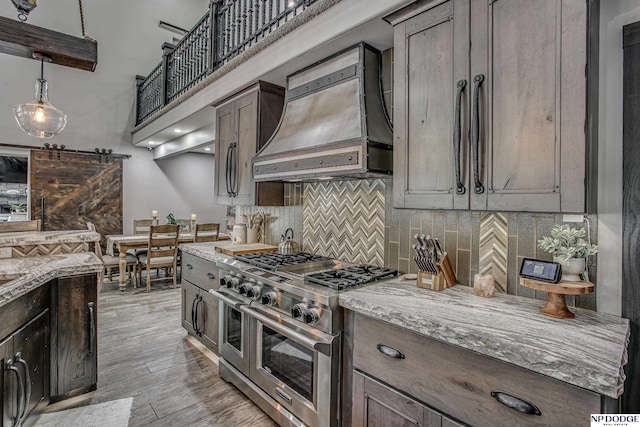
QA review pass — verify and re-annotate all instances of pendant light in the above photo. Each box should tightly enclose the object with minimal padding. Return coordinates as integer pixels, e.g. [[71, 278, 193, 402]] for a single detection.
[[14, 53, 67, 139]]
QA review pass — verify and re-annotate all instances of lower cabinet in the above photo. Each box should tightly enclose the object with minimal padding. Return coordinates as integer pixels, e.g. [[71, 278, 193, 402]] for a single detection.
[[181, 280, 219, 354], [51, 274, 98, 400], [1, 310, 50, 427], [349, 312, 601, 427]]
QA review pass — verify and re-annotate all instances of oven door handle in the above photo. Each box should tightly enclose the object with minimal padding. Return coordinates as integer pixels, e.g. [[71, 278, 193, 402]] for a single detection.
[[209, 289, 244, 310], [240, 306, 333, 357]]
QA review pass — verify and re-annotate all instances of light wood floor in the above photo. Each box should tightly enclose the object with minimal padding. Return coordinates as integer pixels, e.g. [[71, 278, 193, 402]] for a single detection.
[[46, 279, 278, 426]]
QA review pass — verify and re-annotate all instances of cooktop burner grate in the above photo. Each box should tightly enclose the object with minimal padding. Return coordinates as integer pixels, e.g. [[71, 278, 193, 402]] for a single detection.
[[305, 265, 398, 290], [234, 252, 333, 271]]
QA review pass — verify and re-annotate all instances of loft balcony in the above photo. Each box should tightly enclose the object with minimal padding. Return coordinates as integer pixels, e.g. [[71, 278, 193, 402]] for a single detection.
[[131, 0, 413, 156]]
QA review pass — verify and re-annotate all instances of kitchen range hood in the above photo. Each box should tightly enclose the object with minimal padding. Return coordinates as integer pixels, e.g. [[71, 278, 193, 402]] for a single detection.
[[252, 43, 393, 182]]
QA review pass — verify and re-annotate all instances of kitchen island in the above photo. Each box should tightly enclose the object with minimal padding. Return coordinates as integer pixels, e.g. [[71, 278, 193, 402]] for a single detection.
[[0, 231, 103, 426], [340, 281, 630, 427]]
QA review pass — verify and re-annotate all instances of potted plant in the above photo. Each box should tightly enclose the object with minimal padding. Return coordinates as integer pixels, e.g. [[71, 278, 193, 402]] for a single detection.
[[10, 203, 26, 213], [537, 224, 598, 282]]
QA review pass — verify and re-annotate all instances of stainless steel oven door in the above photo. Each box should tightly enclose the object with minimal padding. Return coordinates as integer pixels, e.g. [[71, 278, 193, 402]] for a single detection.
[[242, 305, 340, 427], [211, 289, 251, 376]]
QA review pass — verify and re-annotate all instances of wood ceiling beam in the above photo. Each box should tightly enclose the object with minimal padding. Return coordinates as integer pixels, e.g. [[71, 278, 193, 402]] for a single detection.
[[0, 16, 97, 71]]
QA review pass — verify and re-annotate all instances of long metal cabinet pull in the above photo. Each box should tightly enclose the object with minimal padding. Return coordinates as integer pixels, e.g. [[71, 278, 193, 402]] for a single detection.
[[191, 296, 198, 333], [225, 145, 233, 196], [229, 143, 238, 197], [197, 296, 204, 337], [6, 360, 24, 427], [14, 353, 30, 423], [194, 295, 202, 336], [453, 79, 467, 195], [471, 74, 485, 194], [88, 302, 96, 356]]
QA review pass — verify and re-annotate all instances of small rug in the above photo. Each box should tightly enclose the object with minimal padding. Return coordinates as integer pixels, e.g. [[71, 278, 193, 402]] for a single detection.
[[34, 397, 133, 427]]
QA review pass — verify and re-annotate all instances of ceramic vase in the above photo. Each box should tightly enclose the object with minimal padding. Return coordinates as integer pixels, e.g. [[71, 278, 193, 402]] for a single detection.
[[554, 256, 585, 282], [246, 227, 259, 244]]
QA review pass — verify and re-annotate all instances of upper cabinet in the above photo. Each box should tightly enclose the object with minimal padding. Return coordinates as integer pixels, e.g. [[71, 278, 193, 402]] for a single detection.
[[389, 0, 590, 212], [214, 82, 285, 206]]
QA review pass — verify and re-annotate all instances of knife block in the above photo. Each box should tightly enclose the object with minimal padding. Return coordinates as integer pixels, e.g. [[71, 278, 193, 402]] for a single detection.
[[416, 252, 457, 291]]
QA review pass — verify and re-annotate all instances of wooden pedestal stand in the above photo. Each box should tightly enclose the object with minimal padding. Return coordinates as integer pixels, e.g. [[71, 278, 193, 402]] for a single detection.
[[519, 278, 594, 319]]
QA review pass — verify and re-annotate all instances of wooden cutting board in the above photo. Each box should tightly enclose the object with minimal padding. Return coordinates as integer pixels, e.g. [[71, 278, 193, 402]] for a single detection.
[[214, 243, 279, 256]]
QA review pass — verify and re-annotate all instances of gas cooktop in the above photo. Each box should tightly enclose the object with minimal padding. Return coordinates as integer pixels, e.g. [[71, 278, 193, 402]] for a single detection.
[[234, 252, 333, 271], [305, 265, 398, 290]]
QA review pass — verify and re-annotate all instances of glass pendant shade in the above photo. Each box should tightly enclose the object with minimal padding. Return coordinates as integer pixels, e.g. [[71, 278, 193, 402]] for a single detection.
[[14, 77, 67, 139]]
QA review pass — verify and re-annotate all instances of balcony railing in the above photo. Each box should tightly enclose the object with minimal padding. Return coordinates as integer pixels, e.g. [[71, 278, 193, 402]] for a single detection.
[[135, 0, 318, 126]]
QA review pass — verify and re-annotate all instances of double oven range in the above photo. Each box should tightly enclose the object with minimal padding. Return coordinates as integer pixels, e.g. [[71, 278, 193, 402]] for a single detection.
[[211, 252, 396, 427]]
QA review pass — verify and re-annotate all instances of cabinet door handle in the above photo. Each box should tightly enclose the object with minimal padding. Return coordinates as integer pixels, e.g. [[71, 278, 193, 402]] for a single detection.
[[471, 74, 485, 194], [196, 295, 204, 337], [453, 79, 467, 195], [88, 302, 96, 356], [491, 390, 541, 416], [377, 344, 405, 359], [6, 360, 24, 427], [191, 295, 199, 333], [225, 144, 233, 196], [14, 353, 31, 423], [185, 264, 193, 270], [229, 143, 238, 197], [207, 272, 215, 280]]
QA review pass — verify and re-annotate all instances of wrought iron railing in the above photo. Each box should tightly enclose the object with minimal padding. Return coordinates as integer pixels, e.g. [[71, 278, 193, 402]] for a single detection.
[[135, 0, 317, 126]]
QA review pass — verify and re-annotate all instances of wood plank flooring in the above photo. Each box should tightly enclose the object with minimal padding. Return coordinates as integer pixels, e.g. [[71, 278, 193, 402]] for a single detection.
[[46, 280, 277, 426]]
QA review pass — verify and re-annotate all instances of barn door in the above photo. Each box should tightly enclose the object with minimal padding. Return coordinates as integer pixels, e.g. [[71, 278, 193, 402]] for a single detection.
[[30, 150, 123, 236]]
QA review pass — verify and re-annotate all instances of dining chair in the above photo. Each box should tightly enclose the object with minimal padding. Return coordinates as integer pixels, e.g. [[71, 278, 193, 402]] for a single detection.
[[87, 222, 137, 290], [137, 224, 180, 292], [0, 219, 41, 233], [194, 223, 220, 243], [174, 219, 192, 233], [133, 219, 154, 234]]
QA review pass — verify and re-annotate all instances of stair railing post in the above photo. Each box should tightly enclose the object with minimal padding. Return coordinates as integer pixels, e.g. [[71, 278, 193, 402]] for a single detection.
[[135, 75, 146, 125], [208, 0, 219, 74]]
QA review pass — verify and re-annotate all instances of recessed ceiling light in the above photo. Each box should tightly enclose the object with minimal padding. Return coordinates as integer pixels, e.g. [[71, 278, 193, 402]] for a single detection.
[[174, 128, 182, 133], [148, 141, 156, 145], [288, 0, 295, 7], [204, 147, 211, 151]]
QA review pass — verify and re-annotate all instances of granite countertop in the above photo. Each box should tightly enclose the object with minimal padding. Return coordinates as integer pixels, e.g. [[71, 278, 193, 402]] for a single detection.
[[179, 241, 235, 263], [339, 281, 630, 399], [0, 230, 100, 248], [0, 252, 103, 308]]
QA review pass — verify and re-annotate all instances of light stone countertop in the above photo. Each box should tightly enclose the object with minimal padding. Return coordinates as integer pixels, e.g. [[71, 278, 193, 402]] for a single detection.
[[339, 281, 630, 399], [0, 252, 103, 308], [179, 241, 235, 263], [0, 230, 100, 248]]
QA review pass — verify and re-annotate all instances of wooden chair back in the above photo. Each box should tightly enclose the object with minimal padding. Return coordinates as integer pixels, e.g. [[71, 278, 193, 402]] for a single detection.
[[133, 219, 153, 235], [86, 222, 104, 262], [174, 219, 192, 233], [194, 223, 220, 243], [0, 219, 41, 233], [147, 224, 180, 260]]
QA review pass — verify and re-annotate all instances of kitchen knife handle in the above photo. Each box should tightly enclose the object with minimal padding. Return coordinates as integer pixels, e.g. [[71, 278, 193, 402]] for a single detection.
[[491, 391, 541, 416], [472, 74, 485, 194], [454, 79, 467, 195]]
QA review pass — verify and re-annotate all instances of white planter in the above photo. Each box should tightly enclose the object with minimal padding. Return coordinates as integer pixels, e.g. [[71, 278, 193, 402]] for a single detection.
[[554, 256, 585, 282], [246, 227, 259, 244]]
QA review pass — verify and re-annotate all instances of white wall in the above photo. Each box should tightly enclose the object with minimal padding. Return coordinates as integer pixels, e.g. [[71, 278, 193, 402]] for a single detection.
[[0, 0, 226, 233], [597, 0, 640, 315]]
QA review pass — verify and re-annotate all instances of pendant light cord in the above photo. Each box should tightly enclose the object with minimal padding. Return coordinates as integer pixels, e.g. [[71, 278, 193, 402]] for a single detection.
[[78, 0, 94, 41], [40, 58, 44, 80]]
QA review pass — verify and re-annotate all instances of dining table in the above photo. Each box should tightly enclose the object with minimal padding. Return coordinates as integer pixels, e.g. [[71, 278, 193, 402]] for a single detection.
[[106, 232, 229, 291]]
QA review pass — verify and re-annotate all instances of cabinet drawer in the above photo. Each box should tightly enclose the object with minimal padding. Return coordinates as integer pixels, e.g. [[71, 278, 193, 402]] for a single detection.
[[352, 314, 599, 427], [0, 284, 50, 340], [182, 253, 219, 290]]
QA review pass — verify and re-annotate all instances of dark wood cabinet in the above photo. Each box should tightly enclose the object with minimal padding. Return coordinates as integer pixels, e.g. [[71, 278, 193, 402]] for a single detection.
[[390, 0, 589, 212], [51, 274, 98, 400], [0, 310, 50, 427], [214, 81, 285, 206], [181, 253, 220, 354]]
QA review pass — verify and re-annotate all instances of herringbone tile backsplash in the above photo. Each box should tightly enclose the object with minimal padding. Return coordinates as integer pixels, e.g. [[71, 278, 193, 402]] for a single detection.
[[303, 180, 385, 266]]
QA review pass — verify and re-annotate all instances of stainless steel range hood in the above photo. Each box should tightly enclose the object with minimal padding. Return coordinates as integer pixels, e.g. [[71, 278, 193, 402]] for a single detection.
[[252, 43, 393, 182]]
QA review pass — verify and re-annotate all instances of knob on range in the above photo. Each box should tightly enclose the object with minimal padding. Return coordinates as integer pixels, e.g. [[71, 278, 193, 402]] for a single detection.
[[238, 282, 252, 294], [304, 308, 320, 325], [223, 275, 240, 289], [291, 303, 307, 320], [246, 285, 262, 299], [261, 291, 278, 306]]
